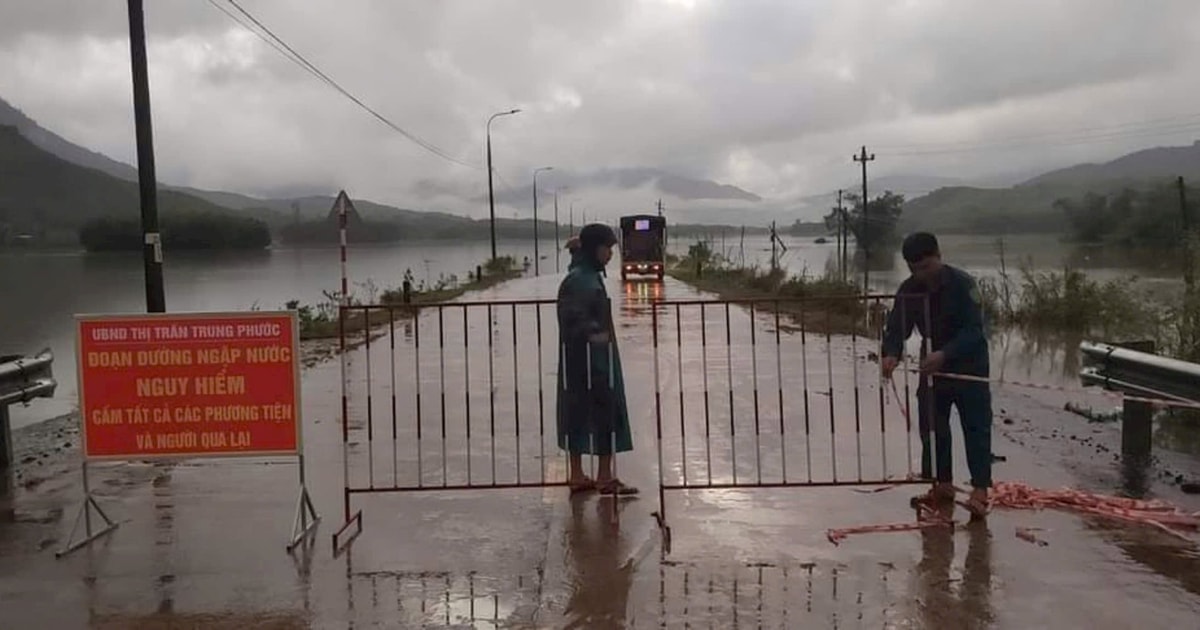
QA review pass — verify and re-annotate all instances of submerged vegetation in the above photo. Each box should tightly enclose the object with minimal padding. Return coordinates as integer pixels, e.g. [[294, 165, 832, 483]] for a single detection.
[[669, 239, 873, 335], [976, 237, 1200, 362], [671, 232, 1200, 364], [290, 256, 521, 340]]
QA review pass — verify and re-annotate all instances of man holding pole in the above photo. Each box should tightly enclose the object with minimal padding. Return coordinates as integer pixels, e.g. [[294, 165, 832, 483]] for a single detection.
[[880, 232, 992, 518]]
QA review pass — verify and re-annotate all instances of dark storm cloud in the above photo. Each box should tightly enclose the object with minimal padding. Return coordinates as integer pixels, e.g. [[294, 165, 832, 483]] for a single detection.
[[0, 0, 1198, 219]]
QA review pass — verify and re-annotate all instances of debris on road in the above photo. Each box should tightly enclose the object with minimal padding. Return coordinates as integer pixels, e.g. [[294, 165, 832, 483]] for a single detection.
[[827, 481, 1200, 545], [1015, 526, 1048, 546]]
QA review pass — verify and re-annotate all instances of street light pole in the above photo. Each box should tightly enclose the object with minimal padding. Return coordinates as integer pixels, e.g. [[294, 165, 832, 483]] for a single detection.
[[486, 108, 521, 263], [532, 166, 553, 276]]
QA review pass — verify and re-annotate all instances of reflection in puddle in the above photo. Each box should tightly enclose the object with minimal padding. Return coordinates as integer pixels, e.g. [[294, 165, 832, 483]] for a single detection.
[[349, 569, 538, 628]]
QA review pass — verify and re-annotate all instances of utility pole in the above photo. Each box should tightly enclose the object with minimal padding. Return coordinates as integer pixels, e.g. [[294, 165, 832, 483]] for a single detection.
[[770, 221, 778, 272], [569, 202, 574, 234], [836, 189, 845, 283], [1182, 176, 1193, 287], [657, 199, 664, 217], [127, 0, 165, 313], [1183, 176, 1198, 354], [853, 146, 875, 291]]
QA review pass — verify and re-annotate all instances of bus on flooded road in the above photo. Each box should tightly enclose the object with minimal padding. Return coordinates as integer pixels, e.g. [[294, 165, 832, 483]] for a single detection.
[[619, 214, 666, 281]]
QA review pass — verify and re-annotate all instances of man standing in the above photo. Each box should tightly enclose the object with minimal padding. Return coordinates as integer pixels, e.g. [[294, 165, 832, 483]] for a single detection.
[[880, 232, 991, 517]]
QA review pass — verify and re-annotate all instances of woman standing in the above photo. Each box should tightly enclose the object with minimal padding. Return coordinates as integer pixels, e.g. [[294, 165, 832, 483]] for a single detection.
[[556, 224, 637, 496]]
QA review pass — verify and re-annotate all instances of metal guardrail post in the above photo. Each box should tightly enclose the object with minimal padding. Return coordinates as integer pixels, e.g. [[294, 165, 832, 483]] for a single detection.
[[0, 405, 11, 491], [0, 350, 57, 491], [1114, 341, 1156, 470]]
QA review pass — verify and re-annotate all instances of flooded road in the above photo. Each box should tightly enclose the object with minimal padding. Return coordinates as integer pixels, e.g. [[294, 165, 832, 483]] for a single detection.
[[3, 271, 1200, 627]]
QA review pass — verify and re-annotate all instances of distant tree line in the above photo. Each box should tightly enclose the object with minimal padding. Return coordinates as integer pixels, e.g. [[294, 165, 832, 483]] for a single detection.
[[822, 190, 905, 252], [1056, 182, 1198, 248], [79, 212, 271, 252]]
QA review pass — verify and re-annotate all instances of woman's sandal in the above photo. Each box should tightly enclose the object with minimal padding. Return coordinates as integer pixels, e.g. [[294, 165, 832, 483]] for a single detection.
[[569, 479, 597, 495], [597, 479, 639, 496]]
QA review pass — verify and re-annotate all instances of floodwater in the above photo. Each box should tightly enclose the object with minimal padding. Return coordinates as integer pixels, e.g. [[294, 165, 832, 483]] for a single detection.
[[4, 269, 1200, 627], [0, 232, 1182, 430]]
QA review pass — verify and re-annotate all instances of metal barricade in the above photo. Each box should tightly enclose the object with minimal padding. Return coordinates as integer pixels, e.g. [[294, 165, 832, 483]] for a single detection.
[[333, 299, 573, 551], [650, 294, 932, 546]]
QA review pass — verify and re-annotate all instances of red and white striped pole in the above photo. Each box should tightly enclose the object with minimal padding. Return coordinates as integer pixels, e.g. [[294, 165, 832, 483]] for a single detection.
[[338, 191, 349, 305]]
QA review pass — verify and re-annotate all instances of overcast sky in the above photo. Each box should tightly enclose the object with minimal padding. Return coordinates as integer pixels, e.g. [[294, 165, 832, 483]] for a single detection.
[[3, 0, 1200, 221]]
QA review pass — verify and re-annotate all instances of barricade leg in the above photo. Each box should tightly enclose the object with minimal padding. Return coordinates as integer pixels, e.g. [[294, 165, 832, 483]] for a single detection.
[[56, 463, 118, 558]]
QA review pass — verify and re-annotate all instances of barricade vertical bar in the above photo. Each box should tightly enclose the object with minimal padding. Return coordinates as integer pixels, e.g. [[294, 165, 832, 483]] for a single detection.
[[901, 298, 912, 477], [390, 309, 397, 487], [462, 306, 472, 485], [340, 306, 350, 521], [701, 304, 713, 486], [652, 302, 666, 526], [487, 304, 497, 485], [683, 569, 690, 623], [438, 306, 447, 487], [365, 308, 375, 489], [536, 304, 545, 485], [774, 302, 786, 483], [444, 574, 451, 625], [511, 305, 524, 483], [923, 297, 934, 482], [749, 302, 762, 485], [875, 297, 888, 478], [725, 303, 737, 484], [825, 303, 837, 482], [800, 307, 812, 482], [756, 565, 764, 626], [675, 303, 686, 486], [850, 309, 862, 482], [733, 574, 740, 627], [586, 339, 594, 477], [414, 310, 423, 488], [707, 576, 714, 627], [608, 335, 618, 525]]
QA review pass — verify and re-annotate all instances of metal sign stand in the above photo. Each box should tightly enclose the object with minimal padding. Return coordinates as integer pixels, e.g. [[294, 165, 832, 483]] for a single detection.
[[288, 453, 320, 552], [56, 462, 118, 558]]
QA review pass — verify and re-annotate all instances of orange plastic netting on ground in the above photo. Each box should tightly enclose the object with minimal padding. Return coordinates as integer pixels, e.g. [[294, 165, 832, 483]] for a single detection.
[[826, 481, 1200, 545]]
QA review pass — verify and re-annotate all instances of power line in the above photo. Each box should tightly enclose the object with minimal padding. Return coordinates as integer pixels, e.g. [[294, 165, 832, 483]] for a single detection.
[[214, 0, 481, 170], [206, 0, 304, 68]]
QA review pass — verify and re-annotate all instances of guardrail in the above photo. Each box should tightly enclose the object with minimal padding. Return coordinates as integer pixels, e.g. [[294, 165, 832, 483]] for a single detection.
[[1079, 340, 1200, 491], [1080, 341, 1200, 404], [0, 349, 57, 487]]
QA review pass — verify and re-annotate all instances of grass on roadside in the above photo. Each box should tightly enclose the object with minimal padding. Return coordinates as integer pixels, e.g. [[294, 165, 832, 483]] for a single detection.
[[291, 256, 522, 340]]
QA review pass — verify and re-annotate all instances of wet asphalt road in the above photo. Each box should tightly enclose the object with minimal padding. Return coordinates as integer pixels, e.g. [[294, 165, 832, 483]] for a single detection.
[[3, 271, 1200, 628]]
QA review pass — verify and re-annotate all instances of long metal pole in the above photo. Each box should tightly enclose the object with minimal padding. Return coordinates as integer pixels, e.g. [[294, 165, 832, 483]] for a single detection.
[[853, 146, 875, 292], [486, 109, 521, 264], [533, 171, 539, 276], [487, 131, 497, 262], [532, 166, 552, 276], [1181, 176, 1192, 287], [127, 0, 165, 313], [554, 191, 560, 272]]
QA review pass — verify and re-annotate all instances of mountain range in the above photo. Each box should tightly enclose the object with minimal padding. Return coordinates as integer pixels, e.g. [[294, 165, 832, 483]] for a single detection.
[[3, 93, 1199, 240], [900, 140, 1200, 233]]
